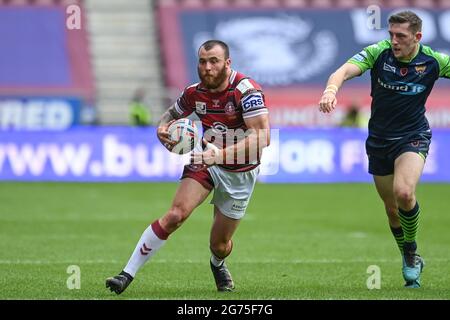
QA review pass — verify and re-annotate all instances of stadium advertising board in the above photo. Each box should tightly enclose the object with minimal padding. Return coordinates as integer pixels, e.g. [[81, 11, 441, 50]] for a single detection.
[[0, 97, 82, 130], [0, 127, 448, 182], [160, 7, 450, 87]]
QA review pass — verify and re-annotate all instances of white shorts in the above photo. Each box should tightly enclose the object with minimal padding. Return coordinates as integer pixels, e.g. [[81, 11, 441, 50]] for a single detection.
[[207, 165, 260, 220]]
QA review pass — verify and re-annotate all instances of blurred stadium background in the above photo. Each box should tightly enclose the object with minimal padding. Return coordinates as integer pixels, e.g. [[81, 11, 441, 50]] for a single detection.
[[1, 0, 450, 299]]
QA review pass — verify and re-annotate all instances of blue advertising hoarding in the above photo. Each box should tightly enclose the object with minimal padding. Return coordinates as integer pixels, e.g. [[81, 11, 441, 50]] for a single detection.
[[161, 7, 450, 89], [158, 7, 450, 128], [0, 127, 448, 182], [0, 97, 82, 130]]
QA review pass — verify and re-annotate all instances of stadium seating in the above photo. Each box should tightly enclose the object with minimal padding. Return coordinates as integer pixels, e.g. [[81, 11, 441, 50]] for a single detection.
[[2, 0, 448, 9], [437, 0, 450, 8], [84, 0, 166, 124], [283, 0, 309, 7], [335, 0, 360, 7], [207, 0, 230, 7], [0, 0, 80, 5], [154, 0, 449, 8]]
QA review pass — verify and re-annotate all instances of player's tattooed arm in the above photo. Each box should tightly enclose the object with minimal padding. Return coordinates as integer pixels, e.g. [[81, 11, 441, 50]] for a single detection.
[[158, 104, 181, 126], [157, 104, 181, 150]]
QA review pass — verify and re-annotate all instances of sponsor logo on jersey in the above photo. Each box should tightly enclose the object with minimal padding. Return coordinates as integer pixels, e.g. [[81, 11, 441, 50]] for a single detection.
[[352, 50, 368, 62], [212, 99, 220, 108], [242, 93, 264, 111], [195, 101, 206, 114], [383, 63, 396, 73], [377, 78, 426, 95], [212, 121, 228, 134], [352, 54, 365, 62]]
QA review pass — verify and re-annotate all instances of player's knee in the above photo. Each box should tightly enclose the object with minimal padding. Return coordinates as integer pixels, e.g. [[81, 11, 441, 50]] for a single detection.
[[162, 204, 191, 231], [210, 240, 231, 259], [394, 187, 415, 205]]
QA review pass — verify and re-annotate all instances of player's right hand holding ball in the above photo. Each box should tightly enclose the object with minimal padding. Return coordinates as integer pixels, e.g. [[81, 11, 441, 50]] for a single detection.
[[157, 119, 177, 151]]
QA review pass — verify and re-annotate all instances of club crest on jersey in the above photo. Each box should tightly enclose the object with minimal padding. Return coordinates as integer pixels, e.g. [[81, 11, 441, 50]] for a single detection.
[[400, 68, 408, 76], [415, 65, 427, 75], [195, 101, 206, 114], [224, 102, 236, 115]]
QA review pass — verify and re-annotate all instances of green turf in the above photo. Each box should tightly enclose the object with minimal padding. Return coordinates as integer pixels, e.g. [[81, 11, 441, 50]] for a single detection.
[[1, 182, 449, 300]]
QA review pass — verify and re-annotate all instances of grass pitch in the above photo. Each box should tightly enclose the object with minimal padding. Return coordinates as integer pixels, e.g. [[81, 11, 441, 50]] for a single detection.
[[1, 182, 449, 300]]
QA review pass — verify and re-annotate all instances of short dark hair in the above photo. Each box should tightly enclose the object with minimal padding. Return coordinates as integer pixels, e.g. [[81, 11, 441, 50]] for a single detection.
[[388, 11, 422, 34], [198, 40, 230, 59]]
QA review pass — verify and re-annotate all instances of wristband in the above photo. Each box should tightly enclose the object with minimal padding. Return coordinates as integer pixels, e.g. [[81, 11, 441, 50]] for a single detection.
[[323, 89, 337, 95], [326, 84, 339, 91]]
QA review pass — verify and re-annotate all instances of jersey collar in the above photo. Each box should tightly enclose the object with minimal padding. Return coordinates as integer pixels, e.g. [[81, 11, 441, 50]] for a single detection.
[[397, 44, 422, 64]]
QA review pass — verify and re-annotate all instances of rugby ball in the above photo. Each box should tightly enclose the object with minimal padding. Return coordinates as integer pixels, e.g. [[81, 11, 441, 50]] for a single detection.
[[167, 118, 199, 154]]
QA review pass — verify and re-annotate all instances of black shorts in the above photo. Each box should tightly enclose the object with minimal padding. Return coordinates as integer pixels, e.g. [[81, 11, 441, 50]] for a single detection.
[[366, 132, 432, 176]]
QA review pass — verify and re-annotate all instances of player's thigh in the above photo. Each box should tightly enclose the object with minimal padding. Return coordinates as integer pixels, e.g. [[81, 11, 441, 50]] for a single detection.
[[393, 152, 425, 192], [373, 174, 396, 205], [171, 177, 211, 216], [210, 206, 241, 244]]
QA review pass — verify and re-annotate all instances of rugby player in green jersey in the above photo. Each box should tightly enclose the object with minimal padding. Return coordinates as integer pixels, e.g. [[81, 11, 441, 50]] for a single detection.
[[319, 11, 450, 288]]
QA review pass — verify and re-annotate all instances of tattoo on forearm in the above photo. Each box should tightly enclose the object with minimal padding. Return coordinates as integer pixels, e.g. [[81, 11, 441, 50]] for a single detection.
[[159, 106, 180, 125], [169, 108, 180, 120]]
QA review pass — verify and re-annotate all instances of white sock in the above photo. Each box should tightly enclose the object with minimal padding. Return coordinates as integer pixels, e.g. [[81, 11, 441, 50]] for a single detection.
[[210, 254, 224, 267], [123, 220, 169, 277]]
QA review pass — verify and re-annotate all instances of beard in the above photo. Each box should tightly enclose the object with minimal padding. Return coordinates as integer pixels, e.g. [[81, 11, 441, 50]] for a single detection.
[[198, 65, 228, 90]]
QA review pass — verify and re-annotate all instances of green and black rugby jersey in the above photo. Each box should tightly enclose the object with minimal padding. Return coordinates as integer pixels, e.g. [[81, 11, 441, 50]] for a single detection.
[[348, 40, 450, 139]]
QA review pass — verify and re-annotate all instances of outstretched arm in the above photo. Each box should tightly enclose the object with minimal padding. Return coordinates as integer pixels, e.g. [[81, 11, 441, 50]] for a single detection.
[[319, 63, 362, 114]]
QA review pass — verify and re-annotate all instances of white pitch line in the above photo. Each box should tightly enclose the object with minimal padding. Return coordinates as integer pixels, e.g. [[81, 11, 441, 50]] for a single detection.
[[1, 258, 450, 265]]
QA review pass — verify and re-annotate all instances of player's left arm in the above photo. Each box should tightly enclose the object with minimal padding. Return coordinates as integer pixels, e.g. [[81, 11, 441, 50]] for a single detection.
[[196, 114, 270, 166], [437, 52, 450, 78], [222, 83, 270, 163], [226, 113, 270, 162], [319, 63, 362, 114]]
